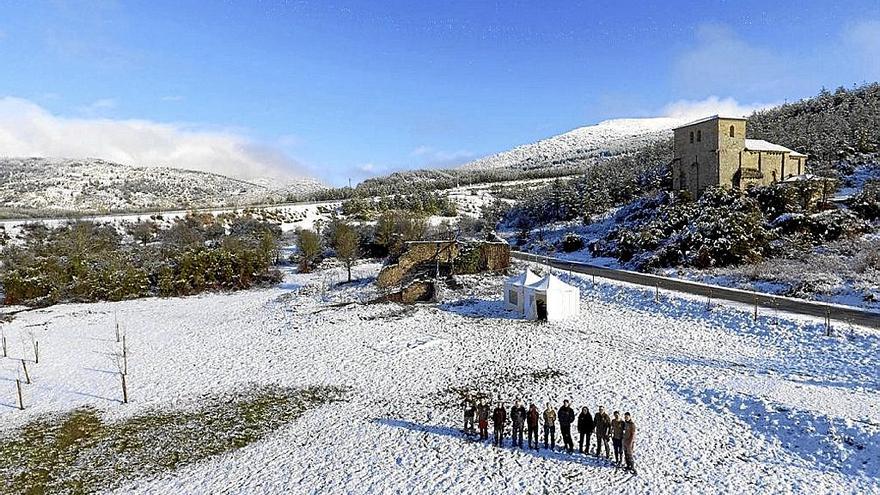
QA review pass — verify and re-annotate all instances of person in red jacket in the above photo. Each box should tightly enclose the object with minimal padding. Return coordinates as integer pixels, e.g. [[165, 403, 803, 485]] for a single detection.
[[526, 403, 540, 450], [476, 400, 490, 440]]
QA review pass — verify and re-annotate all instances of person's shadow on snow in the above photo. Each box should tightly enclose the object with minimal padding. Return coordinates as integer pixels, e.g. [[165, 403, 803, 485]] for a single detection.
[[374, 418, 616, 469]]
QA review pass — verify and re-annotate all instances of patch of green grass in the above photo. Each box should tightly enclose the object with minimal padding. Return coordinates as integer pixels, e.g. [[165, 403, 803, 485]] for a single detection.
[[0, 385, 347, 495]]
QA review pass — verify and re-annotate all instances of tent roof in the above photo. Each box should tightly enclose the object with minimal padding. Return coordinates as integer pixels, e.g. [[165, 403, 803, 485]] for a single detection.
[[526, 273, 577, 292], [506, 269, 541, 287]]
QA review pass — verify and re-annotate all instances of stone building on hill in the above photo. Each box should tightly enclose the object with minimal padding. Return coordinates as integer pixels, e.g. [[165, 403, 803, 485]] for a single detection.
[[671, 115, 807, 197]]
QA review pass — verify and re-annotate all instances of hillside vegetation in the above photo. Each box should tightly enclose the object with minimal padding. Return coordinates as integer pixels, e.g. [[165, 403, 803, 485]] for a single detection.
[[0, 213, 283, 306], [0, 157, 325, 215]]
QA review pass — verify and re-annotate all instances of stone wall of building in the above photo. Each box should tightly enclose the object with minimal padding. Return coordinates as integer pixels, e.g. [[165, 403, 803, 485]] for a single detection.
[[718, 119, 747, 189], [674, 116, 806, 196]]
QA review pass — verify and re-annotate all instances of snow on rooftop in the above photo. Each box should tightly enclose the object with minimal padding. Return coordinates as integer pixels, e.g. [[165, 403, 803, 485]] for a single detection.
[[745, 139, 807, 157], [672, 114, 747, 129]]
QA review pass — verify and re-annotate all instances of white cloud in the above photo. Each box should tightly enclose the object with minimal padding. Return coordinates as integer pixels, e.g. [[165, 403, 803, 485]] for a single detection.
[[357, 163, 379, 173], [843, 19, 880, 76], [0, 97, 312, 182], [160, 95, 185, 102], [410, 146, 475, 165], [673, 23, 794, 96], [661, 96, 777, 120], [76, 98, 117, 115]]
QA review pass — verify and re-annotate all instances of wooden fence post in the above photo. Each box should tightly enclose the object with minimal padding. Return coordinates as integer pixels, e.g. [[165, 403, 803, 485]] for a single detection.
[[655, 283, 659, 303], [16, 379, 24, 410], [121, 373, 128, 404], [753, 298, 758, 321], [825, 309, 832, 336], [773, 301, 779, 326], [1, 334, 6, 358], [21, 359, 30, 384], [34, 341, 39, 364]]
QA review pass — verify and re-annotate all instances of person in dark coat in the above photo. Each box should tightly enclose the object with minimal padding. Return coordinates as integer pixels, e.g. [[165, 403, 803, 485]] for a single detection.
[[593, 406, 611, 458], [510, 400, 527, 448], [477, 400, 490, 440], [623, 412, 637, 474], [557, 400, 576, 453], [526, 403, 540, 450], [610, 411, 624, 465], [577, 406, 594, 454], [492, 402, 507, 447], [542, 403, 556, 450], [463, 397, 476, 435]]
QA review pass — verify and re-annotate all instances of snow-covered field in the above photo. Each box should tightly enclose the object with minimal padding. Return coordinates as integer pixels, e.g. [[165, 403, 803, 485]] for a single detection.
[[1, 261, 878, 494]]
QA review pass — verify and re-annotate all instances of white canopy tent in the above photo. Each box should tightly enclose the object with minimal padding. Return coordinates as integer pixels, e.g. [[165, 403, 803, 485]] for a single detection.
[[503, 269, 541, 313], [523, 274, 581, 321]]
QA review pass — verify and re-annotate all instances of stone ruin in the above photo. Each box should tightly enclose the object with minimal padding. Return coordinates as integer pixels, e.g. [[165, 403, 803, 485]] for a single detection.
[[374, 238, 510, 303]]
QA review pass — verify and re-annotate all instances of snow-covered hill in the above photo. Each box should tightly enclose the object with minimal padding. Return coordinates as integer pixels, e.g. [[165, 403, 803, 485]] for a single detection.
[[460, 117, 686, 171], [0, 157, 325, 213]]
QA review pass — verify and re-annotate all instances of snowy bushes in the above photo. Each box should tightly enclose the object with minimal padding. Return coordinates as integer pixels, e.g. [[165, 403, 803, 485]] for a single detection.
[[592, 188, 773, 269], [0, 215, 283, 306], [749, 83, 880, 165], [341, 191, 457, 220], [772, 210, 870, 244], [501, 139, 673, 230], [851, 180, 880, 220], [560, 232, 584, 252]]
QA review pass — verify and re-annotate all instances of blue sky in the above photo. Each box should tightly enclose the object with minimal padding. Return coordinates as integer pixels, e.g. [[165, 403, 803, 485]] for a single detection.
[[1, 1, 879, 185]]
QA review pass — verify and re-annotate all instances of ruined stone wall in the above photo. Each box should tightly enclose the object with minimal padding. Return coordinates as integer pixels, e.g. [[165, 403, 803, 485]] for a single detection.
[[376, 240, 509, 289]]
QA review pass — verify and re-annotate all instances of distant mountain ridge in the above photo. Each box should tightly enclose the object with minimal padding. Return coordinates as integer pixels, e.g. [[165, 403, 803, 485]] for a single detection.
[[0, 157, 325, 213], [459, 117, 687, 171]]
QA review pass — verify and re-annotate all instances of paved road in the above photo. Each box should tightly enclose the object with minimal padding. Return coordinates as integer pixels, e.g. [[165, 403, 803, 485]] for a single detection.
[[512, 251, 880, 330]]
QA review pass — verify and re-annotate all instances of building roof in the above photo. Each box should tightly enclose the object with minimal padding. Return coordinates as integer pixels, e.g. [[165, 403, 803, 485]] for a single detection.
[[526, 274, 577, 292], [506, 269, 541, 287], [672, 114, 747, 130], [744, 139, 807, 158]]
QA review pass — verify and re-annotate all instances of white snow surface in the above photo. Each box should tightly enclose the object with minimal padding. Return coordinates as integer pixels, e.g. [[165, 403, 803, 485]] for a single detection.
[[1, 262, 878, 494], [459, 117, 684, 171]]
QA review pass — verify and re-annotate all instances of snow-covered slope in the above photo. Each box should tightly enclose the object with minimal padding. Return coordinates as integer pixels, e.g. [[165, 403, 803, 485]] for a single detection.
[[460, 117, 686, 171], [0, 157, 325, 212]]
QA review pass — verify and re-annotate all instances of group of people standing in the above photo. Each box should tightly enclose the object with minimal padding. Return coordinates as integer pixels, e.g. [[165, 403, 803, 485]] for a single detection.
[[462, 397, 637, 474]]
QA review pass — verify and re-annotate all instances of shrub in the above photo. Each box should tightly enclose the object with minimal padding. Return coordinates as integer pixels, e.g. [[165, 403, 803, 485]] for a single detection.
[[851, 180, 880, 220], [0, 215, 283, 306], [560, 232, 585, 252], [592, 187, 774, 269], [295, 229, 322, 273]]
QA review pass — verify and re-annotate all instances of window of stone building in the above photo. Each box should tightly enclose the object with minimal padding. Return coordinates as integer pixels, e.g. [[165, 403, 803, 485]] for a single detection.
[[697, 130, 702, 142], [729, 125, 735, 137], [689, 131, 694, 143]]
